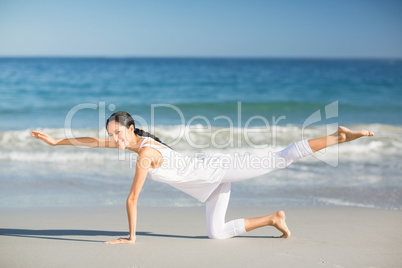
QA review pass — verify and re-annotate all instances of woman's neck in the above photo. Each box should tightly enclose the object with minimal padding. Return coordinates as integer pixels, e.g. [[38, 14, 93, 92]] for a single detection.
[[126, 136, 144, 153]]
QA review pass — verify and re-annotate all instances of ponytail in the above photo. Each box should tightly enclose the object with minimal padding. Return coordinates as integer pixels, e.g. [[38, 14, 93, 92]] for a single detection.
[[134, 128, 172, 149]]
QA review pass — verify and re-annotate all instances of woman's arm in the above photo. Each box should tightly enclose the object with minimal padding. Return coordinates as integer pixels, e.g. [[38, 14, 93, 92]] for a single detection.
[[104, 148, 152, 244], [31, 130, 116, 148]]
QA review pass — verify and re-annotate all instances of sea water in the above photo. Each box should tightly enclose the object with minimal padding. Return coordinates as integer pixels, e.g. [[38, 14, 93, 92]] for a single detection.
[[0, 57, 401, 209]]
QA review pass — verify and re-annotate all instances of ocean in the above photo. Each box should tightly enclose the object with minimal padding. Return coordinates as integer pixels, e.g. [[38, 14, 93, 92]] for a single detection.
[[0, 57, 401, 209]]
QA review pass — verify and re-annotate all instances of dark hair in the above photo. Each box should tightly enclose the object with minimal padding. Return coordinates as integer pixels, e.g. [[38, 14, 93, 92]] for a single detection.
[[106, 111, 172, 149]]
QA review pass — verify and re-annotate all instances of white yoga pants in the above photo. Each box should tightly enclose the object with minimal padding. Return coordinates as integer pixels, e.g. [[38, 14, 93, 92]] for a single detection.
[[205, 140, 313, 239]]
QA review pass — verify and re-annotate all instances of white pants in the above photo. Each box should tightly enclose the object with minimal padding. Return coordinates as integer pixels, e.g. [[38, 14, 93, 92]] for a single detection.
[[205, 140, 313, 239]]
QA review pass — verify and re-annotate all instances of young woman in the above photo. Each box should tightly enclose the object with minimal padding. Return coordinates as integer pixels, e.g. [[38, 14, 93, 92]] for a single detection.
[[30, 111, 374, 244]]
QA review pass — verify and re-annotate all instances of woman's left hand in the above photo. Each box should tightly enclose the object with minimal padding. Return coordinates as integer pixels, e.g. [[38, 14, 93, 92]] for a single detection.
[[104, 237, 136, 244]]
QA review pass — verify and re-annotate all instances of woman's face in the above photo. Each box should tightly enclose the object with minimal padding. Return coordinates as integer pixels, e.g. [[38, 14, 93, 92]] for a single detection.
[[107, 121, 134, 150]]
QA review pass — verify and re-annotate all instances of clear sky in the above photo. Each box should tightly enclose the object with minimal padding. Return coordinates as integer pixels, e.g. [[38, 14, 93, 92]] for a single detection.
[[0, 0, 401, 58]]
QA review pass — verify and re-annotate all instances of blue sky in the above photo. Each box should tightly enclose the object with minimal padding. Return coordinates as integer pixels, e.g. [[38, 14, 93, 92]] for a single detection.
[[0, 0, 401, 58]]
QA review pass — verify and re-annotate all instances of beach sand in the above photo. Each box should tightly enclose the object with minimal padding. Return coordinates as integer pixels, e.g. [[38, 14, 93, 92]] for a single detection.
[[0, 205, 401, 268]]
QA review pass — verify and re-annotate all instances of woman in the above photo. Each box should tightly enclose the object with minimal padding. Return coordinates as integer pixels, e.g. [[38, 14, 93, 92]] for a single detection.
[[30, 111, 374, 244]]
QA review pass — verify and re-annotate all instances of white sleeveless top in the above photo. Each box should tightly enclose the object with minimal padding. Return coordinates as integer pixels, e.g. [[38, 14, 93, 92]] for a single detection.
[[139, 137, 228, 202]]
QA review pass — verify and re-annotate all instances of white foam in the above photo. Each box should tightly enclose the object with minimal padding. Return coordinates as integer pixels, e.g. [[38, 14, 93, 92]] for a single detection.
[[315, 197, 378, 209], [0, 123, 400, 163]]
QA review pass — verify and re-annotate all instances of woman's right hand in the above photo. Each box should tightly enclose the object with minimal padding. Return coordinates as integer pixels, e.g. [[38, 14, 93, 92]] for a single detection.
[[30, 130, 57, 146]]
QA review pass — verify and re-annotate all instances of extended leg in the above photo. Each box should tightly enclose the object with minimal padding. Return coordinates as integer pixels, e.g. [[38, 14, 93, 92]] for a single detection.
[[308, 126, 374, 152], [221, 139, 314, 183], [220, 126, 374, 183]]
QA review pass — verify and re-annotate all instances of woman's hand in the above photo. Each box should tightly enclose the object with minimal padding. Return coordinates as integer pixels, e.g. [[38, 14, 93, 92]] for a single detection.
[[104, 237, 136, 245], [30, 130, 57, 146]]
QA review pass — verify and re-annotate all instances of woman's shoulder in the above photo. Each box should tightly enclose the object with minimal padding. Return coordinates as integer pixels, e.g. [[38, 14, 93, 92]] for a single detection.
[[138, 145, 155, 156]]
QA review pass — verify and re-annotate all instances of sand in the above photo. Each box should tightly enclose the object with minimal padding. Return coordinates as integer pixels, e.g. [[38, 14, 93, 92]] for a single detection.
[[0, 205, 401, 268]]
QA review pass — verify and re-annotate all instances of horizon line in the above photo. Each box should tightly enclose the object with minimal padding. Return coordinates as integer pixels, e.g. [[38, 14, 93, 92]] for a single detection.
[[0, 55, 401, 61]]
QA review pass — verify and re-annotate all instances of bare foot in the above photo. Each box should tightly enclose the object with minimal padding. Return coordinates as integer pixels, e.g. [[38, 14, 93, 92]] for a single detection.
[[272, 211, 291, 238], [335, 126, 374, 144]]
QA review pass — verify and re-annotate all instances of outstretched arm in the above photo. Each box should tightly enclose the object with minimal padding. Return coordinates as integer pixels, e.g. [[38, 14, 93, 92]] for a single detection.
[[30, 130, 116, 148], [104, 148, 151, 245]]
